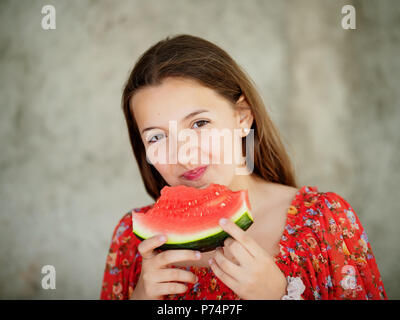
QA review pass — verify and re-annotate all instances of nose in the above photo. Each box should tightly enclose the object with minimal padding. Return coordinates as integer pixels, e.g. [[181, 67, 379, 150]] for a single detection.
[[169, 129, 203, 169], [177, 136, 200, 168]]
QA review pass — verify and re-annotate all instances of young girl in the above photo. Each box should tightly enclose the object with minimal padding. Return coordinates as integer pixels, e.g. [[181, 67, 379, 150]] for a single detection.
[[100, 34, 387, 300]]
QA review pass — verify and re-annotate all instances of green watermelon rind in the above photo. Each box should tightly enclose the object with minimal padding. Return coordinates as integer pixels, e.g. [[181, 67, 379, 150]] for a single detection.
[[133, 211, 254, 253]]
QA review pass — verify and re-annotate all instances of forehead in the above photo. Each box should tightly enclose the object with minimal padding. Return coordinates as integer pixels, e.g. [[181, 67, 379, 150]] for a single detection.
[[130, 77, 233, 128]]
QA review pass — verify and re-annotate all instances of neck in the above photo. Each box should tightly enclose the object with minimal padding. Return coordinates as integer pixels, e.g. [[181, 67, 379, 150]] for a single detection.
[[228, 172, 273, 218]]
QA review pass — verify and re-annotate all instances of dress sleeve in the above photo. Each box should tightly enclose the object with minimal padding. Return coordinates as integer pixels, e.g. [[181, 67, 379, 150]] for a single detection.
[[318, 192, 388, 299], [275, 190, 388, 300], [100, 211, 143, 300]]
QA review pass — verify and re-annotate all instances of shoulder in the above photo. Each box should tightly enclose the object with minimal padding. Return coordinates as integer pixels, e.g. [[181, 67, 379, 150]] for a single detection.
[[309, 188, 362, 234], [109, 204, 154, 249], [101, 204, 153, 300], [278, 185, 360, 270], [277, 186, 386, 300], [104, 204, 153, 269], [284, 185, 363, 240], [293, 186, 357, 219], [285, 186, 371, 264]]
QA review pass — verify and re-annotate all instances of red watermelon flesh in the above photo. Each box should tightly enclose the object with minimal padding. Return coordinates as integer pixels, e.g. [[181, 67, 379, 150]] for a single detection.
[[131, 183, 253, 252]]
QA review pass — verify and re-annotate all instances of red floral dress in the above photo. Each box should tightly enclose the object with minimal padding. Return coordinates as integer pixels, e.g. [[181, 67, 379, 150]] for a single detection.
[[100, 185, 388, 300]]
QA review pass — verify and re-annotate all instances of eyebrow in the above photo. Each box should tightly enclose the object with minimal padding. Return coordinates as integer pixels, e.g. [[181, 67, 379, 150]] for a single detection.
[[141, 109, 210, 134]]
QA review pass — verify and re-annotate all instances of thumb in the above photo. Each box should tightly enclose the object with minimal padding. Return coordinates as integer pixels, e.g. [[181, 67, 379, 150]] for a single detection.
[[138, 234, 167, 260]]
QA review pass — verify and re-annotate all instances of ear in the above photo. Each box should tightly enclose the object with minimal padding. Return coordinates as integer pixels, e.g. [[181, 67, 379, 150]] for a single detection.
[[235, 94, 254, 137]]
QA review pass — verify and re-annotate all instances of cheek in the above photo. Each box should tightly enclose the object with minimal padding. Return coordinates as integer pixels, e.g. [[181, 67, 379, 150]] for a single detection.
[[199, 130, 243, 166], [144, 142, 175, 180], [145, 140, 168, 165], [152, 163, 175, 182]]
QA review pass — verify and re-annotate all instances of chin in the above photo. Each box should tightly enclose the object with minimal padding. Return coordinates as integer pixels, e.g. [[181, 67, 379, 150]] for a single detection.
[[178, 180, 210, 189]]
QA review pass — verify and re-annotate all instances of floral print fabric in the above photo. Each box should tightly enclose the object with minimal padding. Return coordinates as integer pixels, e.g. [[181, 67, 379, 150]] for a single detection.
[[100, 185, 387, 300]]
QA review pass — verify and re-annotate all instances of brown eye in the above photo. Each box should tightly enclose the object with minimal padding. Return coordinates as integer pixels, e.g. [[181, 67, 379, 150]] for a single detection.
[[147, 133, 165, 144], [192, 120, 209, 129]]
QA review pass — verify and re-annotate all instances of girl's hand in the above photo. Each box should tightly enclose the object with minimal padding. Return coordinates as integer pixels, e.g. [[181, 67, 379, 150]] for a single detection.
[[130, 234, 200, 300], [208, 218, 287, 300]]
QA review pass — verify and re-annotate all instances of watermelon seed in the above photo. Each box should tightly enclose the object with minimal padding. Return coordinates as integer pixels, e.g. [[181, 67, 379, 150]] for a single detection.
[[215, 192, 219, 196], [221, 203, 226, 207]]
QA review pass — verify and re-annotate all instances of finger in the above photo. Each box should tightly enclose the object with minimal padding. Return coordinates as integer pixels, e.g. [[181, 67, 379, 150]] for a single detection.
[[219, 218, 264, 258], [155, 249, 201, 269], [214, 247, 241, 278], [223, 238, 241, 265], [156, 282, 189, 296], [138, 234, 167, 260], [223, 238, 253, 267], [222, 243, 240, 265], [209, 257, 239, 293], [224, 237, 234, 247], [156, 268, 198, 284]]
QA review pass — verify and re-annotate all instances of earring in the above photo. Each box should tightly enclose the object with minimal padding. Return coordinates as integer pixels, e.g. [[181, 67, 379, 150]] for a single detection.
[[242, 128, 250, 136]]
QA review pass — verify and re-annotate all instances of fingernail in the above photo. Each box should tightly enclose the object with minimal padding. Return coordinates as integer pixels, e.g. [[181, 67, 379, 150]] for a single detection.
[[195, 251, 201, 259], [219, 218, 227, 225], [208, 258, 213, 265], [195, 276, 199, 282], [159, 235, 166, 242]]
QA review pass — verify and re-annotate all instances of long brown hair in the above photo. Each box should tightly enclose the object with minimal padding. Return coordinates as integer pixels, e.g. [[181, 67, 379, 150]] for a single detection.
[[122, 34, 298, 201]]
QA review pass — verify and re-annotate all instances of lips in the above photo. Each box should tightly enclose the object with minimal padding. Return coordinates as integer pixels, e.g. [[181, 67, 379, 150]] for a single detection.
[[181, 166, 208, 181]]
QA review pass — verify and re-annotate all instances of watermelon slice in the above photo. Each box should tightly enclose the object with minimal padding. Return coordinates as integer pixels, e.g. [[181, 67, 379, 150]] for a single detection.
[[131, 183, 254, 252]]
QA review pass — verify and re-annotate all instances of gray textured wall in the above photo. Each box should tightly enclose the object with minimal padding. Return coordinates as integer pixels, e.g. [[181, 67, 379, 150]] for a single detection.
[[0, 0, 399, 299]]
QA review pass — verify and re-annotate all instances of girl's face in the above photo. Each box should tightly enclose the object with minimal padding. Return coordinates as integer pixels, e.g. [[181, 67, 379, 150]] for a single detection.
[[131, 77, 253, 189]]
